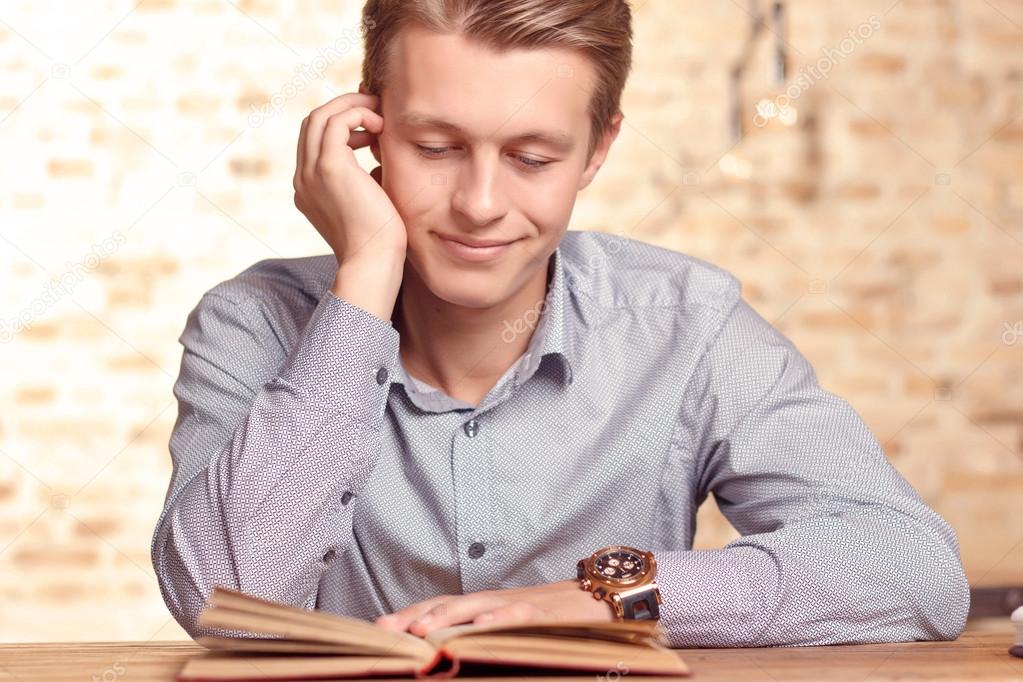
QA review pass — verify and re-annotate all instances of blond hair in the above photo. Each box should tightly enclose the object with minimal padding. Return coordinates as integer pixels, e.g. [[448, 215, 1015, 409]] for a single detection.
[[360, 0, 634, 161]]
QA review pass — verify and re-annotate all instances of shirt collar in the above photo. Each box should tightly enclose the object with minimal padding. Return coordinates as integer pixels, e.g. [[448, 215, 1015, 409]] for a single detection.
[[514, 243, 574, 387], [367, 242, 575, 398]]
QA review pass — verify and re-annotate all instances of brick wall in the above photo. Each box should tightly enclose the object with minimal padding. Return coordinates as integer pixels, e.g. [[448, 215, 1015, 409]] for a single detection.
[[0, 0, 1020, 642]]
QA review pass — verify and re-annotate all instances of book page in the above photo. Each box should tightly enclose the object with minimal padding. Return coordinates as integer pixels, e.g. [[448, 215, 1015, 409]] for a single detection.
[[443, 635, 688, 677], [197, 586, 435, 662], [425, 617, 666, 648], [178, 653, 425, 681], [195, 635, 405, 656]]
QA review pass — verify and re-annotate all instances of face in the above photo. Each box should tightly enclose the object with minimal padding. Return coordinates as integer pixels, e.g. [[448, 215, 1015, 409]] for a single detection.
[[365, 24, 621, 310]]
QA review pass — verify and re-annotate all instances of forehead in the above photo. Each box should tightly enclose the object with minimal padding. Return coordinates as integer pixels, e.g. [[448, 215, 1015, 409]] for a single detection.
[[384, 24, 594, 146]]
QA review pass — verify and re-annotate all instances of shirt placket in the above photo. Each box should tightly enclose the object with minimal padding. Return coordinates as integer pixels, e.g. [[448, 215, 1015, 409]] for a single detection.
[[451, 408, 496, 593], [450, 368, 527, 594]]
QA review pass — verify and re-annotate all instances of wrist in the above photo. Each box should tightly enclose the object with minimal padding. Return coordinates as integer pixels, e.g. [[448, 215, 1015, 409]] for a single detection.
[[335, 238, 406, 274], [561, 579, 618, 622], [331, 257, 404, 324]]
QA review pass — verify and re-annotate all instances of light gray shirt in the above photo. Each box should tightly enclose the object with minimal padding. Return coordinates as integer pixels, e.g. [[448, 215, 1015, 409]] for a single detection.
[[151, 229, 969, 648]]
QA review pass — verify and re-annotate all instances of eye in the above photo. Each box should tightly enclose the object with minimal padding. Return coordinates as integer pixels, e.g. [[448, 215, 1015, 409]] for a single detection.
[[515, 155, 550, 169], [416, 145, 451, 158], [415, 143, 552, 169]]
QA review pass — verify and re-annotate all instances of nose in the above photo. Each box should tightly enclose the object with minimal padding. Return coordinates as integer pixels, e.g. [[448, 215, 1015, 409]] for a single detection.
[[450, 152, 508, 227]]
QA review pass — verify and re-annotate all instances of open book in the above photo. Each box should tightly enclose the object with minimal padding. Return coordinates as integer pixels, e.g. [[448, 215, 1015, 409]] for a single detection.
[[176, 586, 690, 680]]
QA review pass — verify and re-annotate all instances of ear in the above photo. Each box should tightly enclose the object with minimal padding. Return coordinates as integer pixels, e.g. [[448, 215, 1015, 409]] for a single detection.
[[578, 111, 623, 192], [358, 81, 383, 165]]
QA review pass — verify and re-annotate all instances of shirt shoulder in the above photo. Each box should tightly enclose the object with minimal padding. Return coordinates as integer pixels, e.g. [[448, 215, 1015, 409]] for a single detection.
[[559, 230, 742, 317], [202, 254, 337, 308], [186, 253, 338, 353]]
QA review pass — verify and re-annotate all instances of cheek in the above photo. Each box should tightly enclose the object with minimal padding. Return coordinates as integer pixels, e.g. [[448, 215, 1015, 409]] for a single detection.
[[512, 173, 578, 230], [378, 146, 438, 221]]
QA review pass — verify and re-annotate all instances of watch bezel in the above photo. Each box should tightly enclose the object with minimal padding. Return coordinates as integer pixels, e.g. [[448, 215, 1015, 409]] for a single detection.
[[580, 545, 657, 589]]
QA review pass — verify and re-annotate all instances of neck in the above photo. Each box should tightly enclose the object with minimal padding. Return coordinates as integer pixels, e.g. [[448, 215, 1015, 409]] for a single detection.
[[393, 254, 554, 404]]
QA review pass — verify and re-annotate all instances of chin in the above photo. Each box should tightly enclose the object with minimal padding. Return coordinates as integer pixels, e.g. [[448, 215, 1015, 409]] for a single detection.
[[420, 269, 512, 309], [402, 235, 510, 306]]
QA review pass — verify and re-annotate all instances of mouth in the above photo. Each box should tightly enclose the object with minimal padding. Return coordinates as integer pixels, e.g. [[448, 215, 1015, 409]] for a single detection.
[[435, 233, 521, 262]]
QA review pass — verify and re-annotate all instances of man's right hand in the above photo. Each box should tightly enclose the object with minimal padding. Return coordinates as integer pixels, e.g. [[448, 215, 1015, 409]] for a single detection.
[[293, 92, 407, 323]]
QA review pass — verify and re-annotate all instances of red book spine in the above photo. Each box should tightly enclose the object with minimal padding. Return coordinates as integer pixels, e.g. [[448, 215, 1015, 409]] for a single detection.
[[415, 647, 460, 679]]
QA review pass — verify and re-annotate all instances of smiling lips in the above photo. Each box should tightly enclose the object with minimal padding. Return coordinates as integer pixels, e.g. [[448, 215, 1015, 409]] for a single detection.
[[437, 233, 519, 262]]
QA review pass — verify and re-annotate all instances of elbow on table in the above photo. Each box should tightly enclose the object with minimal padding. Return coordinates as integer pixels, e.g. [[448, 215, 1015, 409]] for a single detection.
[[906, 554, 970, 642], [819, 520, 971, 646], [910, 511, 972, 642], [798, 554, 970, 648], [150, 528, 221, 643], [869, 501, 971, 643], [154, 575, 211, 642], [178, 610, 211, 643]]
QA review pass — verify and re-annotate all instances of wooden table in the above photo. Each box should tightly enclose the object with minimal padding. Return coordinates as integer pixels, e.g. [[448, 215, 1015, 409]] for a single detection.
[[0, 619, 1019, 681]]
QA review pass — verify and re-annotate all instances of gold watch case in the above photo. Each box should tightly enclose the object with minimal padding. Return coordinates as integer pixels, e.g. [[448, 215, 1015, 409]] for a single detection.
[[576, 545, 662, 621]]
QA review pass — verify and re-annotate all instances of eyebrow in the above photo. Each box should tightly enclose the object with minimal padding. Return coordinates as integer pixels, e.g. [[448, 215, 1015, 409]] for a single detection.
[[397, 110, 576, 153]]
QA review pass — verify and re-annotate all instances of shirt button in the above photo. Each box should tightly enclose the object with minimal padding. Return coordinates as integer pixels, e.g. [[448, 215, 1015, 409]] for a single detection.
[[467, 542, 486, 559], [375, 366, 388, 385], [463, 419, 479, 438], [340, 491, 354, 505]]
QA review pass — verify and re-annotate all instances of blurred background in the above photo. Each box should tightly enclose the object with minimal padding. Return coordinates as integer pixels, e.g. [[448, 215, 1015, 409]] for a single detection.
[[1, 0, 1021, 642]]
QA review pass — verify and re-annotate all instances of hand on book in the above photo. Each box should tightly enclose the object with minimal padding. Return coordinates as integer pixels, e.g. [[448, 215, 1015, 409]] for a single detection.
[[373, 578, 617, 637], [182, 586, 688, 680]]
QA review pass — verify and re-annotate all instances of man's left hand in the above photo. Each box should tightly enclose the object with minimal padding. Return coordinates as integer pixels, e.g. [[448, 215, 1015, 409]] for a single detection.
[[373, 579, 617, 637]]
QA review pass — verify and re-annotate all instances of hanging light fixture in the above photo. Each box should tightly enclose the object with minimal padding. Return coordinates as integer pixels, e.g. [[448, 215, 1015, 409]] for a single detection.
[[729, 0, 790, 144]]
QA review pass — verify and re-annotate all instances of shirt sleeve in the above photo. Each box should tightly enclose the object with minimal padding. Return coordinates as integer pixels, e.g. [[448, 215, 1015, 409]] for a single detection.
[[150, 287, 400, 640], [655, 296, 969, 648]]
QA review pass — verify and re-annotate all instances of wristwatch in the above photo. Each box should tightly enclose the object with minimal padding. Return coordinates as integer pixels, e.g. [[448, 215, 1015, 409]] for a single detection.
[[576, 545, 661, 621]]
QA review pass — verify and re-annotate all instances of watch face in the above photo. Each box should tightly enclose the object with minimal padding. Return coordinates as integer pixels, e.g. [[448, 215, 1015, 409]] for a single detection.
[[594, 549, 646, 582]]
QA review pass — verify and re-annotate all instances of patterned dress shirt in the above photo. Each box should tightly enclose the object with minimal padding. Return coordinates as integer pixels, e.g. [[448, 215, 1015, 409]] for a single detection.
[[151, 229, 970, 648]]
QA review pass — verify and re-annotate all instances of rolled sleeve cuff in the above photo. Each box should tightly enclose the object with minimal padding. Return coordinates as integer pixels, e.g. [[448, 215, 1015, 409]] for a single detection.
[[274, 289, 400, 427], [655, 547, 778, 648]]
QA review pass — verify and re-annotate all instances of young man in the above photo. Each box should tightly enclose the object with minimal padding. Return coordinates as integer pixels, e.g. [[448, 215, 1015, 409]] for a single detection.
[[151, 0, 969, 648]]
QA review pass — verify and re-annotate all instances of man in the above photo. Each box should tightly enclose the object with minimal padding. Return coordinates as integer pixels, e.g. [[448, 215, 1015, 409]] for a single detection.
[[151, 0, 969, 648]]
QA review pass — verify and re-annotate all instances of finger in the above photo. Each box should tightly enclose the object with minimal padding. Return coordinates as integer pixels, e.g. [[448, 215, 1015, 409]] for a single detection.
[[375, 595, 452, 632], [473, 602, 542, 627], [317, 107, 383, 171], [347, 129, 374, 151], [408, 594, 507, 636], [304, 94, 379, 180], [294, 115, 309, 191], [304, 92, 379, 156]]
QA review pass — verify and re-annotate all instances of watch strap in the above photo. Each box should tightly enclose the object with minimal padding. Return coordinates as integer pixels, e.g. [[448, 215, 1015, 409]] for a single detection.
[[617, 584, 660, 620]]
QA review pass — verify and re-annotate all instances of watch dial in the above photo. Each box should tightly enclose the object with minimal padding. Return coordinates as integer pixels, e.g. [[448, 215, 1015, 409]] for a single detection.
[[595, 549, 646, 582]]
